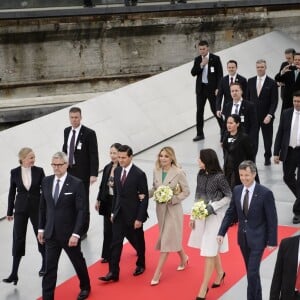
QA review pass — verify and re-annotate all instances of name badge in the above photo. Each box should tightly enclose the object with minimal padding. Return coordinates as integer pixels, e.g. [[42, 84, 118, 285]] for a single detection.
[[77, 142, 82, 150], [228, 137, 235, 143], [241, 115, 245, 122], [210, 66, 215, 73]]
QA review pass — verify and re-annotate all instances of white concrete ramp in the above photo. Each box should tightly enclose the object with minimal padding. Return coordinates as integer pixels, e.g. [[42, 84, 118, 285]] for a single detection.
[[0, 31, 299, 217]]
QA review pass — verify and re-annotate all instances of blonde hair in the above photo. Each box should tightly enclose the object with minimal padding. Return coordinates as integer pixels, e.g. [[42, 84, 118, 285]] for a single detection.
[[18, 147, 33, 165], [155, 146, 178, 169]]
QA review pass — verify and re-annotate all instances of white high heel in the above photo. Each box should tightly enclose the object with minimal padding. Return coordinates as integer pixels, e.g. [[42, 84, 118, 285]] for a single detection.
[[177, 255, 189, 271], [150, 273, 162, 286]]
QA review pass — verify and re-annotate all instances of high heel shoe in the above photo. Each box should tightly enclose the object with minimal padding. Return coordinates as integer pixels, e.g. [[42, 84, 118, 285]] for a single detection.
[[150, 273, 162, 286], [195, 288, 209, 300], [177, 255, 189, 271], [2, 275, 18, 285], [211, 272, 226, 288]]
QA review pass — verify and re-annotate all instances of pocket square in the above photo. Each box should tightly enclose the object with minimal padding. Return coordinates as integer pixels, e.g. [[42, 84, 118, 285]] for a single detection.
[[64, 192, 73, 195]]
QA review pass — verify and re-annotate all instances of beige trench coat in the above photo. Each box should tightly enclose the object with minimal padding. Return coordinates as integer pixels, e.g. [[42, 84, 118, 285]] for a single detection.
[[149, 165, 190, 252]]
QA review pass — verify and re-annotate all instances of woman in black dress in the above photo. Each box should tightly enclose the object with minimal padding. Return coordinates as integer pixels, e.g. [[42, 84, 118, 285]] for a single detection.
[[223, 114, 255, 190], [95, 143, 121, 263], [3, 147, 45, 285]]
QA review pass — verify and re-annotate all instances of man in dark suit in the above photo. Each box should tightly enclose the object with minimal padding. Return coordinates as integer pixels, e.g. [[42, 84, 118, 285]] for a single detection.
[[217, 160, 277, 300], [221, 82, 258, 149], [216, 59, 247, 118], [99, 145, 149, 282], [275, 48, 295, 113], [38, 152, 90, 300], [270, 235, 300, 300], [275, 52, 300, 113], [62, 106, 99, 237], [247, 59, 278, 165], [274, 90, 300, 224], [191, 40, 223, 141]]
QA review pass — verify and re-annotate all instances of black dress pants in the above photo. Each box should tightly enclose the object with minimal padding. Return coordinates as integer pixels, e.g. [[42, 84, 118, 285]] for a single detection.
[[109, 212, 145, 277], [42, 235, 90, 300]]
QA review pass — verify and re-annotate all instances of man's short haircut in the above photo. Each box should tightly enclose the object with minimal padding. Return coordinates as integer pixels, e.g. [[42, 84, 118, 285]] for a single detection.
[[294, 52, 300, 57], [256, 59, 267, 65], [52, 151, 68, 163], [118, 145, 133, 157], [199, 40, 209, 47], [230, 82, 242, 89], [239, 160, 257, 174], [227, 60, 238, 67], [293, 90, 300, 98], [69, 107, 82, 115]]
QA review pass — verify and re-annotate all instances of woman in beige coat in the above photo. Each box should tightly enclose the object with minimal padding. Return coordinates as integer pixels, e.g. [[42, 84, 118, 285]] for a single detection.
[[149, 146, 190, 285]]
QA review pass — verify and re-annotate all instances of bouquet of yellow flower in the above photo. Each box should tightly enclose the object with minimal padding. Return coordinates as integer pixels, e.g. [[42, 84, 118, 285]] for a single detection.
[[154, 185, 173, 203], [191, 199, 209, 220]]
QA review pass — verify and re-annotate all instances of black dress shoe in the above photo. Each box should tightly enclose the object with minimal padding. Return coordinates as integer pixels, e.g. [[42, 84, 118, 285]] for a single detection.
[[99, 272, 119, 282], [264, 159, 271, 166], [77, 289, 90, 300], [193, 135, 205, 142], [101, 258, 109, 263], [133, 266, 145, 276], [2, 275, 18, 285], [293, 215, 300, 224]]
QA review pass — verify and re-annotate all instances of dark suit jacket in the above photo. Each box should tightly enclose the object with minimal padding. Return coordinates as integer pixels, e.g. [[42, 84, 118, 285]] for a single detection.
[[218, 183, 277, 249], [270, 235, 300, 300], [39, 174, 87, 240], [276, 61, 289, 100], [275, 68, 300, 109], [112, 164, 149, 226], [221, 99, 258, 143], [216, 74, 247, 111], [273, 108, 293, 162], [97, 161, 116, 216], [62, 125, 99, 181], [191, 53, 223, 95], [8, 166, 45, 216], [247, 76, 278, 122]]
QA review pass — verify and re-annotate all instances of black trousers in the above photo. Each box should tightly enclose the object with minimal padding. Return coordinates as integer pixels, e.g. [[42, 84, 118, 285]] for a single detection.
[[196, 84, 222, 136], [12, 210, 45, 257], [109, 212, 145, 276], [42, 235, 90, 300], [102, 214, 113, 260], [255, 120, 274, 160], [283, 147, 300, 215]]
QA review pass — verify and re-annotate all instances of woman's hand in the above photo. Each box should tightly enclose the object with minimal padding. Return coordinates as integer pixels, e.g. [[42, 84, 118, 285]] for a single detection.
[[95, 201, 100, 211], [6, 215, 13, 221], [189, 219, 195, 229]]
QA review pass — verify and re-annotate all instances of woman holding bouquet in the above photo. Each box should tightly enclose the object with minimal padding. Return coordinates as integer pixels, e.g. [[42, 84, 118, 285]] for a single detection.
[[188, 148, 231, 300], [149, 146, 190, 286]]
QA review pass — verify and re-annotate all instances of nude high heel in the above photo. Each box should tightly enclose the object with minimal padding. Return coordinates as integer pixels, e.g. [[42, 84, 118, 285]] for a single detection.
[[177, 255, 189, 271], [150, 273, 162, 286]]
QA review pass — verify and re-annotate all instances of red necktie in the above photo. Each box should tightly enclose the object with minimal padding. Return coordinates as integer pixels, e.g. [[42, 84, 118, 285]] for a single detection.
[[121, 169, 127, 185], [230, 77, 233, 84], [296, 264, 300, 291]]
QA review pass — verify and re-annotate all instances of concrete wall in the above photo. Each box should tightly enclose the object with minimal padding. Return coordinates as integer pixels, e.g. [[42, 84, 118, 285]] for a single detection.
[[0, 4, 299, 100]]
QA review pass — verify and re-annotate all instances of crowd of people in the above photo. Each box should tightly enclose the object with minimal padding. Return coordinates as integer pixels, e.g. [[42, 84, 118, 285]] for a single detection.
[[2, 41, 300, 300]]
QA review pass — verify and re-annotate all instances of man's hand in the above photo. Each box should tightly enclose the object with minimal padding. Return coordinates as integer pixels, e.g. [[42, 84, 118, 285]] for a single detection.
[[95, 201, 100, 211], [90, 176, 97, 185], [38, 232, 45, 245], [68, 235, 79, 247], [263, 115, 272, 124], [134, 220, 142, 229], [6, 215, 13, 221], [216, 110, 222, 118], [201, 57, 209, 67], [273, 156, 280, 164]]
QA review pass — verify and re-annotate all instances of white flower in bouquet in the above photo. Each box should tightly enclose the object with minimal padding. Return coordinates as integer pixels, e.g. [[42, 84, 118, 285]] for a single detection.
[[154, 185, 173, 203], [191, 199, 209, 220]]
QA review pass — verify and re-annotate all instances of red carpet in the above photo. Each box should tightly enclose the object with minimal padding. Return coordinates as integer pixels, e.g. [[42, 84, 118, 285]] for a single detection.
[[38, 216, 299, 300]]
